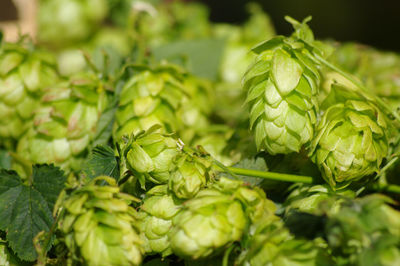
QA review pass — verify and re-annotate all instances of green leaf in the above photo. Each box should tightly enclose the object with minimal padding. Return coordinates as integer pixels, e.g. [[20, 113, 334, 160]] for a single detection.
[[81, 145, 119, 182], [0, 150, 11, 169], [32, 165, 66, 212], [152, 38, 225, 80], [0, 165, 66, 261]]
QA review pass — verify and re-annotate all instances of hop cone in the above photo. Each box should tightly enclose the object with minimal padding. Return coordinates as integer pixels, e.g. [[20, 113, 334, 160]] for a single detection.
[[60, 177, 143, 266], [323, 195, 400, 265], [0, 42, 59, 147], [169, 177, 276, 260], [38, 0, 108, 48], [309, 86, 390, 188], [239, 220, 333, 266], [114, 64, 212, 143], [16, 73, 109, 172], [121, 128, 180, 184], [136, 185, 182, 257], [169, 185, 247, 259], [284, 184, 356, 214], [169, 149, 215, 199], [243, 20, 320, 154]]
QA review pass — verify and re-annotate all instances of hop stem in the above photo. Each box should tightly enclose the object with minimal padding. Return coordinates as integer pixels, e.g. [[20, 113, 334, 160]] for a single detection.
[[228, 167, 400, 194], [228, 167, 314, 184]]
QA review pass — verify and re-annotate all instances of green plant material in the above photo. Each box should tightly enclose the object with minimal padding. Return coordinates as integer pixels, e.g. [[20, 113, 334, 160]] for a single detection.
[[191, 126, 235, 166], [0, 42, 59, 148], [38, 0, 108, 48], [0, 165, 66, 261], [114, 64, 213, 143], [243, 18, 321, 155], [132, 0, 212, 47], [169, 177, 276, 260], [309, 85, 391, 189], [238, 220, 333, 266], [152, 38, 225, 81], [16, 72, 110, 174], [119, 128, 180, 185], [322, 194, 400, 265], [329, 42, 400, 110], [169, 184, 247, 259], [0, 240, 28, 266], [284, 184, 356, 214], [0, 150, 11, 169], [59, 176, 143, 266], [169, 149, 215, 199], [80, 145, 119, 182], [136, 185, 182, 257], [214, 3, 275, 85]]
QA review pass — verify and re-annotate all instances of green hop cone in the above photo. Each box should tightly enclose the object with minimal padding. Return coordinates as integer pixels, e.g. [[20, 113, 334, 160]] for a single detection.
[[120, 128, 180, 184], [323, 194, 400, 265], [169, 149, 215, 199], [309, 85, 390, 189], [284, 184, 356, 214], [0, 42, 59, 147], [114, 64, 187, 140], [169, 182, 247, 259], [239, 220, 333, 266], [16, 73, 109, 172], [243, 18, 321, 155], [38, 0, 108, 48], [60, 176, 143, 266], [136, 185, 182, 257]]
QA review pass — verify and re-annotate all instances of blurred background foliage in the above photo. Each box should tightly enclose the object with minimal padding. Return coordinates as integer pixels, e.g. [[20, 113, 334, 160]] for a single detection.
[[1, 0, 400, 52]]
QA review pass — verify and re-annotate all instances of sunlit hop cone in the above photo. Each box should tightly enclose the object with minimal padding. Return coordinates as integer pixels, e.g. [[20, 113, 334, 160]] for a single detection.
[[243, 17, 321, 155], [169, 180, 247, 259], [169, 177, 276, 260], [309, 85, 390, 189], [136, 185, 182, 257], [16, 73, 109, 172], [169, 149, 215, 199], [38, 0, 108, 48], [59, 176, 143, 266], [0, 41, 59, 148], [114, 64, 212, 143], [119, 127, 181, 185]]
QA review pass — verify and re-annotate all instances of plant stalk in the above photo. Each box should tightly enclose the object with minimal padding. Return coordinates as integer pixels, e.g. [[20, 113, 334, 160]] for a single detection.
[[228, 167, 400, 194]]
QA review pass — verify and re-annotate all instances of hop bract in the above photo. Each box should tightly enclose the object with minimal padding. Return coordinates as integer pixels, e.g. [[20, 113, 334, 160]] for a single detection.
[[309, 86, 390, 188], [169, 149, 215, 199], [136, 185, 182, 257], [121, 129, 180, 184], [59, 177, 143, 266], [114, 64, 212, 143], [0, 42, 59, 147], [16, 73, 109, 172], [169, 187, 247, 259], [243, 20, 320, 155]]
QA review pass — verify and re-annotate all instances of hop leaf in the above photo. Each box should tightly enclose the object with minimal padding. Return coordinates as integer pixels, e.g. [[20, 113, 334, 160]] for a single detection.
[[0, 165, 66, 261]]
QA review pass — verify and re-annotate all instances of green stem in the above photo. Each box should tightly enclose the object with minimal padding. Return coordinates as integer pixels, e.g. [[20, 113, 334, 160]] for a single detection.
[[228, 167, 314, 184], [228, 167, 400, 194], [314, 54, 400, 123], [370, 183, 400, 194]]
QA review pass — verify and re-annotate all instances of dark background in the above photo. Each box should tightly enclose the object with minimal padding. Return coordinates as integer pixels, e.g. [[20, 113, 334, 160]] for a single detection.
[[1, 0, 400, 52], [201, 0, 400, 52]]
